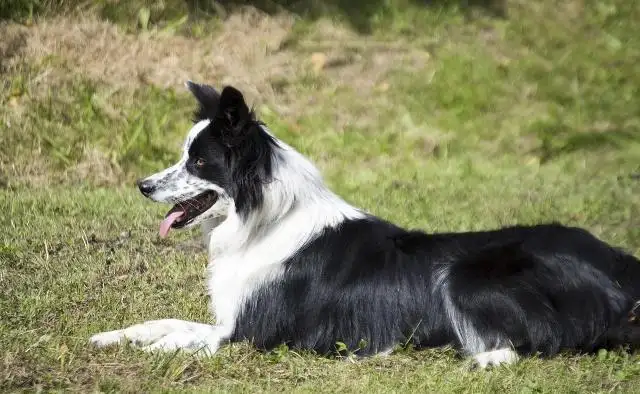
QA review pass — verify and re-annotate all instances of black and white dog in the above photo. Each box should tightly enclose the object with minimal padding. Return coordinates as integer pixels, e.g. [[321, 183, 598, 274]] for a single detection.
[[91, 83, 640, 367]]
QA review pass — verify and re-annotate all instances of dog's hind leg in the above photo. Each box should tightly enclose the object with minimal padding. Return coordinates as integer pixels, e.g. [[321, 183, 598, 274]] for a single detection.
[[441, 286, 522, 368], [472, 348, 520, 368], [90, 319, 228, 356], [437, 243, 565, 368]]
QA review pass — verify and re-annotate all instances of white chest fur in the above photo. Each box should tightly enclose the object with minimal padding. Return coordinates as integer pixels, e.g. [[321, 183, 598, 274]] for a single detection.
[[206, 249, 285, 327], [203, 196, 363, 330], [202, 140, 364, 331]]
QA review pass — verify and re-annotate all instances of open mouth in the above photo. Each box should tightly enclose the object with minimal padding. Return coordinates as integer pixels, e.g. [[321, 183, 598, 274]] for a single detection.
[[159, 191, 218, 238]]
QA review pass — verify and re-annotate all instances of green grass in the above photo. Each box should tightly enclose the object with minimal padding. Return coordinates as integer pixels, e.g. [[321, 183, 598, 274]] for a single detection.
[[2, 169, 640, 392], [2, 0, 640, 392]]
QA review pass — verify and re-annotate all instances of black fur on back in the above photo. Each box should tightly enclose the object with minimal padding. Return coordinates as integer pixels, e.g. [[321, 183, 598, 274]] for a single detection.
[[231, 219, 640, 356]]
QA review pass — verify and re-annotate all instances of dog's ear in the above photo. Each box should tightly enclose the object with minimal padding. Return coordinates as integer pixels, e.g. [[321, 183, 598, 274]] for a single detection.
[[186, 81, 220, 120], [217, 86, 251, 132]]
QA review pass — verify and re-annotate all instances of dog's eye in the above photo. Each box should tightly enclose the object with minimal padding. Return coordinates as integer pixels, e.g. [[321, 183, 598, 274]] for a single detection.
[[195, 158, 206, 168]]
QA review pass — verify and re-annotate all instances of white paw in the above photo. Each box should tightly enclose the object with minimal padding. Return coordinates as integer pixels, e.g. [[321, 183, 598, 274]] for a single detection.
[[90, 329, 128, 347], [376, 347, 394, 357], [473, 348, 519, 369], [141, 331, 220, 356], [90, 319, 220, 355]]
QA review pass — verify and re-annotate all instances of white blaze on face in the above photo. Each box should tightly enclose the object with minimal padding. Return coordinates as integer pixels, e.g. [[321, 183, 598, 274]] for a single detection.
[[136, 119, 228, 237]]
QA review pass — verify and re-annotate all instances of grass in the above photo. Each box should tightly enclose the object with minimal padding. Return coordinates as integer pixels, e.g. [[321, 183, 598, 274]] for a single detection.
[[2, 0, 640, 392]]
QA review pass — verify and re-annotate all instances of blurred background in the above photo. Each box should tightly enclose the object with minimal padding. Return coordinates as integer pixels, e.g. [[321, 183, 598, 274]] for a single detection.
[[2, 0, 639, 189], [2, 1, 640, 392]]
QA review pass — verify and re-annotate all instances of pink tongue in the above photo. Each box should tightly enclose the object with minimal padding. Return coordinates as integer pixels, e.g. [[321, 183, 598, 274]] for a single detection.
[[159, 211, 184, 238]]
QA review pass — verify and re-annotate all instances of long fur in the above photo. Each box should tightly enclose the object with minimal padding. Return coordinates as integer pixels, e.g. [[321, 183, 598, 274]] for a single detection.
[[90, 83, 640, 366]]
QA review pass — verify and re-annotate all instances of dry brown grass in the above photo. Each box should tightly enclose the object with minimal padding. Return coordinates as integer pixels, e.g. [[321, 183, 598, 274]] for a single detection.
[[67, 147, 124, 186], [0, 7, 429, 117], [1, 9, 293, 90], [0, 8, 435, 187]]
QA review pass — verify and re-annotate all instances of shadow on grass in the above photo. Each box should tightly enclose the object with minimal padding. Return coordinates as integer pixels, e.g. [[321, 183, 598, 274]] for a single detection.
[[214, 0, 507, 32], [531, 121, 640, 163], [2, 0, 507, 32]]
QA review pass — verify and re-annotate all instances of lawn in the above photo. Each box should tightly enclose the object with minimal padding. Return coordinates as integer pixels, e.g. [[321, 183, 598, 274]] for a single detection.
[[2, 0, 640, 392]]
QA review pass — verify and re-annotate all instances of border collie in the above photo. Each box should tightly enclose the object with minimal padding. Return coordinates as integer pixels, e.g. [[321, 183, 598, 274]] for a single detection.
[[90, 83, 640, 368]]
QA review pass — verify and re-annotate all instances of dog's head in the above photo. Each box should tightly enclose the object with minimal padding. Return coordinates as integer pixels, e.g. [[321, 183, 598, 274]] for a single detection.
[[137, 82, 277, 237]]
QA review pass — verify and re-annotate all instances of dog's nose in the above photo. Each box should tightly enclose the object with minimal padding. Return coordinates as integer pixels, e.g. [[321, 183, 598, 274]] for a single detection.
[[137, 179, 156, 197]]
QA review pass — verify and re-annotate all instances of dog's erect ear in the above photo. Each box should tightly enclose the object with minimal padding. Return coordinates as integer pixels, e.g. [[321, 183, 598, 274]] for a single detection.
[[185, 81, 220, 120], [217, 86, 251, 131]]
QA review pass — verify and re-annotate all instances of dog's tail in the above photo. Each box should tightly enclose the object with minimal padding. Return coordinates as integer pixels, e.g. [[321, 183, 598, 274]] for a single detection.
[[603, 301, 640, 350]]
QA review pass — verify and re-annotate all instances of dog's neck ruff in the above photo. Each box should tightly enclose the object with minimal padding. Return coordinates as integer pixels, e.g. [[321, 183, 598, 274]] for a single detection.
[[209, 127, 363, 257], [205, 126, 364, 327]]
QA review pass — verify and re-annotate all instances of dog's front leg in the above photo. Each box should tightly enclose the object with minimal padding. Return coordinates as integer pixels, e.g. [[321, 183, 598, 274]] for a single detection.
[[140, 324, 228, 356], [90, 319, 230, 356]]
